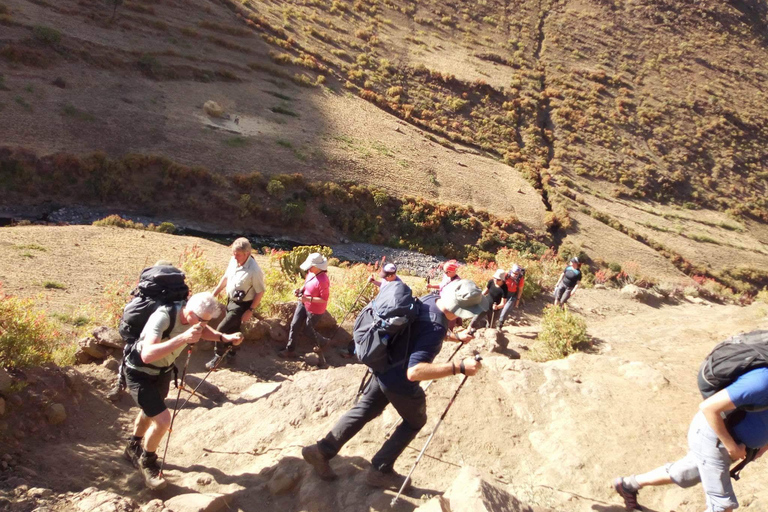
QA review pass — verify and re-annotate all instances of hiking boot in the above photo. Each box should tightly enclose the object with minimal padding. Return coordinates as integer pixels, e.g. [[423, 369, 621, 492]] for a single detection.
[[613, 477, 641, 510], [123, 440, 142, 469], [139, 452, 167, 491], [278, 349, 298, 359], [106, 381, 124, 402], [365, 467, 411, 490], [302, 445, 337, 481]]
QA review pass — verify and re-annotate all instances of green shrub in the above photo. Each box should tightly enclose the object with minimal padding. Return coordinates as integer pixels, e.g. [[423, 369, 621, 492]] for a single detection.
[[32, 26, 61, 45], [43, 281, 66, 290], [533, 307, 590, 361], [266, 179, 285, 197], [0, 288, 73, 367]]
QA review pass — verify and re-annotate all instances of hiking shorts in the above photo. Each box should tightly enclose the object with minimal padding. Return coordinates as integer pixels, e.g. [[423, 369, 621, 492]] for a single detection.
[[125, 367, 174, 418], [553, 283, 573, 304], [665, 412, 738, 512]]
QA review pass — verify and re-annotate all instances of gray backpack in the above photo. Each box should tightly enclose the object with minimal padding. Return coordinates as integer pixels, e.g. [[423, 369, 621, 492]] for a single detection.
[[353, 281, 420, 374]]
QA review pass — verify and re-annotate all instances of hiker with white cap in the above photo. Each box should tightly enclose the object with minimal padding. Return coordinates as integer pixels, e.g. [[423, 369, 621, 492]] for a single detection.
[[278, 252, 331, 359], [553, 257, 582, 308], [468, 268, 508, 332], [368, 263, 401, 288], [496, 264, 526, 328], [301, 279, 488, 490], [427, 259, 460, 296]]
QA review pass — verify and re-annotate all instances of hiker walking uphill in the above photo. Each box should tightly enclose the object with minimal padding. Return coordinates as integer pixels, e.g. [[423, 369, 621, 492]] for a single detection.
[[426, 260, 460, 296], [206, 237, 265, 370], [107, 261, 187, 402], [496, 264, 525, 328], [123, 292, 243, 490], [553, 257, 582, 308], [301, 279, 488, 489], [613, 330, 768, 512], [468, 268, 507, 332], [278, 252, 330, 359]]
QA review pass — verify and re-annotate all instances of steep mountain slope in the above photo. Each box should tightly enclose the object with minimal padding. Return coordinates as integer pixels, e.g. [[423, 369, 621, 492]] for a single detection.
[[1, 0, 767, 289]]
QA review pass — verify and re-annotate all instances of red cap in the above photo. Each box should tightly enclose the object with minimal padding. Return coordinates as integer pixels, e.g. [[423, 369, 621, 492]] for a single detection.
[[443, 260, 459, 273]]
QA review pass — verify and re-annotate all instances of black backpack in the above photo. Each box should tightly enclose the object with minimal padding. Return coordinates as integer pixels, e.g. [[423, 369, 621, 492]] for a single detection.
[[353, 280, 421, 374], [118, 265, 190, 345], [698, 330, 768, 405]]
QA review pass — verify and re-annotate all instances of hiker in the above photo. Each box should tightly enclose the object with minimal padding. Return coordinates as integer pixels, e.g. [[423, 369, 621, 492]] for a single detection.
[[496, 264, 525, 328], [426, 260, 460, 296], [553, 257, 582, 308], [278, 252, 330, 359], [301, 279, 488, 489], [368, 263, 401, 288], [613, 331, 768, 512], [468, 268, 507, 332], [107, 260, 185, 402], [123, 292, 243, 490], [206, 237, 266, 370]]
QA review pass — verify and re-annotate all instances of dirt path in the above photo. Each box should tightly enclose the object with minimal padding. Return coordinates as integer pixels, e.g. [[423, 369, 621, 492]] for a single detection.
[[1, 227, 767, 511]]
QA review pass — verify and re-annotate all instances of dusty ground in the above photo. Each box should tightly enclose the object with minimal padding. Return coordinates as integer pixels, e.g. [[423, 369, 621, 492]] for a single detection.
[[1, 227, 767, 512]]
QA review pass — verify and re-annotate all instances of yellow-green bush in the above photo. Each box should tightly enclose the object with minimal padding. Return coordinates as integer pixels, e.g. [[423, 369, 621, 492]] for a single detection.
[[533, 306, 590, 361], [0, 287, 74, 367], [279, 245, 333, 277], [327, 263, 378, 323]]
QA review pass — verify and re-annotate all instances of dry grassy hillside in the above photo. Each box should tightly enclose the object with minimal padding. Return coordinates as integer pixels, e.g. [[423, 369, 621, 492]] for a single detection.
[[1, 0, 767, 290]]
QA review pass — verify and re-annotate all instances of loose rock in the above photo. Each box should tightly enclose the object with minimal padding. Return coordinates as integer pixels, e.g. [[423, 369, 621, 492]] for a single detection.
[[267, 462, 301, 495], [71, 487, 138, 512], [78, 337, 108, 359], [103, 358, 120, 372], [0, 368, 12, 394], [46, 403, 67, 425]]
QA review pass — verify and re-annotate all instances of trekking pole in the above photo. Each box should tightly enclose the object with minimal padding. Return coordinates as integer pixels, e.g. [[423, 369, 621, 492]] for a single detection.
[[391, 354, 482, 507], [383, 342, 464, 439], [177, 345, 232, 410], [159, 344, 193, 477]]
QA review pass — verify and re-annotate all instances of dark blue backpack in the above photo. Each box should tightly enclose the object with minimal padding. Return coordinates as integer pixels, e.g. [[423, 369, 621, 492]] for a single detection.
[[353, 281, 420, 374]]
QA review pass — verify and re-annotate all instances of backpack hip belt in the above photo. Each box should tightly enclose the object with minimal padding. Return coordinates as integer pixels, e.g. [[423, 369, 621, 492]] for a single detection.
[[124, 358, 175, 376]]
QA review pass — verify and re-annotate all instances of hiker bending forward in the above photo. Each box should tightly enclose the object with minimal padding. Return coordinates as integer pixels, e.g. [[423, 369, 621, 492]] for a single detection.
[[123, 292, 243, 490], [207, 237, 265, 370], [614, 367, 768, 512], [302, 279, 489, 489]]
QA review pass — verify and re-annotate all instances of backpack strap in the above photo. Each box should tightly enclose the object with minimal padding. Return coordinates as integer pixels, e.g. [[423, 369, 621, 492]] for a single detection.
[[161, 303, 179, 340], [730, 447, 759, 480]]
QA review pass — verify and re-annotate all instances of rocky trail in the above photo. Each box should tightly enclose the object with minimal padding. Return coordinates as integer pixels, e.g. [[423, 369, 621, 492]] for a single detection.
[[2, 286, 767, 512]]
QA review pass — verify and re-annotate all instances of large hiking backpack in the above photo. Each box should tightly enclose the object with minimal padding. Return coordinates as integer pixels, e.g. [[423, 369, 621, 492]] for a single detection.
[[118, 265, 190, 345], [698, 330, 768, 404], [353, 280, 420, 374]]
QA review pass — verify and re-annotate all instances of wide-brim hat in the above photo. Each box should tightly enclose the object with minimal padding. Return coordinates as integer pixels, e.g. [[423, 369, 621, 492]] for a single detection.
[[441, 279, 489, 319], [300, 252, 328, 271], [492, 269, 507, 281]]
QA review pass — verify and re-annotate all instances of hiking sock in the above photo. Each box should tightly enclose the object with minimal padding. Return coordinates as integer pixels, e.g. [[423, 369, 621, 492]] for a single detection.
[[131, 436, 143, 444], [622, 476, 640, 492], [141, 451, 157, 463]]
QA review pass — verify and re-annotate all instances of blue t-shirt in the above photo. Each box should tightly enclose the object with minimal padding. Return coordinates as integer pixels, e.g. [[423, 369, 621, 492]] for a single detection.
[[726, 367, 768, 449], [377, 294, 447, 395]]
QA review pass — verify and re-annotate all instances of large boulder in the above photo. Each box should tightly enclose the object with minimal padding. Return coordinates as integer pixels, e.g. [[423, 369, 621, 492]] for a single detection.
[[78, 337, 108, 359], [270, 302, 297, 325], [164, 493, 229, 512], [415, 466, 540, 512], [92, 326, 125, 349], [315, 311, 337, 331], [203, 100, 224, 118], [621, 284, 649, 302], [243, 319, 270, 342], [71, 487, 138, 512]]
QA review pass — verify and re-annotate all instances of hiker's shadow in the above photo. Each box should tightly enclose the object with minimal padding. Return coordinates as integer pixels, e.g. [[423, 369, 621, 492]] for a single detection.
[[162, 454, 437, 511]]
